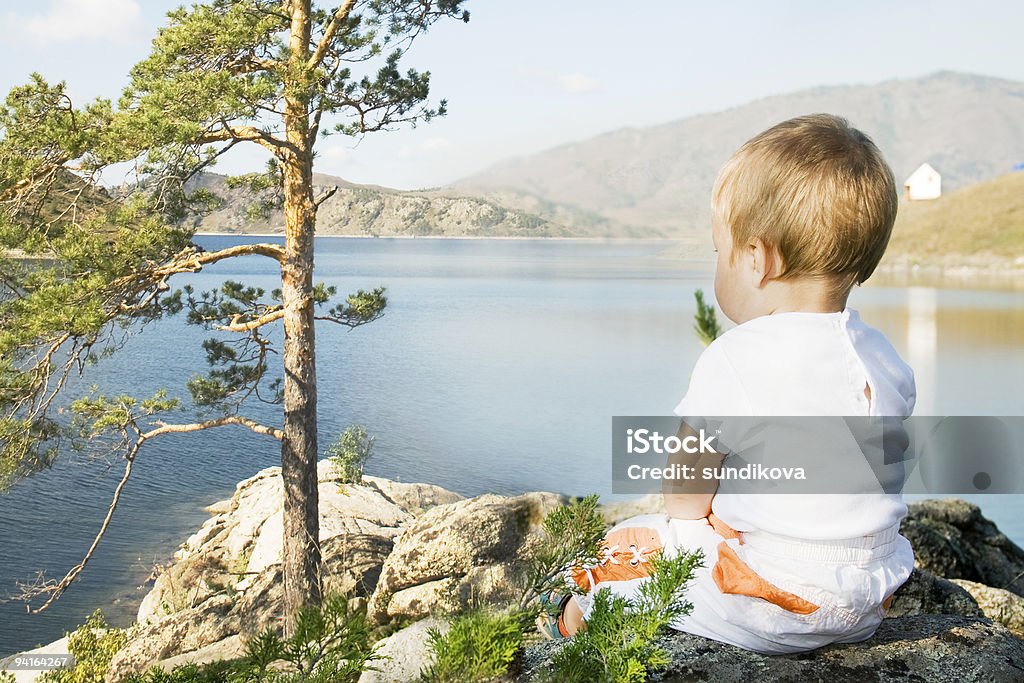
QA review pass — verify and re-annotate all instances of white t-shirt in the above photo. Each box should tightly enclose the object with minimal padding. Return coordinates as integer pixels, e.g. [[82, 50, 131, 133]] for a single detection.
[[673, 308, 916, 539]]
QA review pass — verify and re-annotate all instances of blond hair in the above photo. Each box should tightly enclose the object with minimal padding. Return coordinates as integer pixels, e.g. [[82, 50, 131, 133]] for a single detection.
[[712, 113, 898, 290]]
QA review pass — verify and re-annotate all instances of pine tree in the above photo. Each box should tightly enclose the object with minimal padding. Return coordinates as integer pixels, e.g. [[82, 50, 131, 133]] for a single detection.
[[0, 0, 469, 635]]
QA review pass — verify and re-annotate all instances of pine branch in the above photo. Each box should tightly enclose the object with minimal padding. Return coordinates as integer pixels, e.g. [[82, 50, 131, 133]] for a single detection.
[[309, 0, 358, 70]]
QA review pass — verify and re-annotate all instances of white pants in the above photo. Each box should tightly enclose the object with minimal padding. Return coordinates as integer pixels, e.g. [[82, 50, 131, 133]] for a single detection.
[[570, 513, 915, 654]]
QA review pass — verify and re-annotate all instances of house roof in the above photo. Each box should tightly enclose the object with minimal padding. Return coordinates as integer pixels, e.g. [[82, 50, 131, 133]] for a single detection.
[[905, 163, 940, 185]]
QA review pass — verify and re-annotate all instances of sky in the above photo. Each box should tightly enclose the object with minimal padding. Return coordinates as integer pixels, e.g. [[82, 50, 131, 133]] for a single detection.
[[1, 0, 1022, 190]]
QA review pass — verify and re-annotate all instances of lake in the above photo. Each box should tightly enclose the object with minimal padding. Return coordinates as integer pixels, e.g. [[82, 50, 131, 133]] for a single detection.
[[1, 236, 1022, 655]]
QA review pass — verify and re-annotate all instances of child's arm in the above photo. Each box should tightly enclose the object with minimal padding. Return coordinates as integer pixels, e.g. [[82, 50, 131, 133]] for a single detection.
[[662, 418, 725, 519]]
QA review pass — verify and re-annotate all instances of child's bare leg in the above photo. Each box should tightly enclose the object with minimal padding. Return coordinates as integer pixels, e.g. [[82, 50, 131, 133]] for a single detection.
[[561, 596, 585, 636]]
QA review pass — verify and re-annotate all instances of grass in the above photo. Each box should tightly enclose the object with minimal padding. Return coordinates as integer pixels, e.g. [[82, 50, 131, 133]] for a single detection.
[[884, 172, 1024, 264]]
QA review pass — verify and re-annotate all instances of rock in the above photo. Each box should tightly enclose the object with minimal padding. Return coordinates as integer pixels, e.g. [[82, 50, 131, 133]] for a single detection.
[[118, 463, 461, 679], [600, 494, 665, 526], [108, 595, 240, 683], [518, 616, 1024, 682], [384, 565, 518, 623], [368, 492, 566, 623], [901, 499, 1024, 596], [952, 579, 1024, 637], [154, 636, 245, 673], [0, 636, 74, 683], [884, 568, 983, 618], [358, 616, 450, 683], [362, 476, 465, 515]]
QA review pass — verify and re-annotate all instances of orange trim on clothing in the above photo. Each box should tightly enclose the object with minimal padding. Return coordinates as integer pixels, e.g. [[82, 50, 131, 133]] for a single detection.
[[708, 512, 743, 543], [570, 526, 663, 590], [712, 541, 820, 615]]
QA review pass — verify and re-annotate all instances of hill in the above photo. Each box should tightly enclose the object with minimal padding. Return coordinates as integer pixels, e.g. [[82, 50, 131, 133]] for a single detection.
[[450, 71, 1024, 238], [182, 172, 585, 237], [882, 172, 1024, 267]]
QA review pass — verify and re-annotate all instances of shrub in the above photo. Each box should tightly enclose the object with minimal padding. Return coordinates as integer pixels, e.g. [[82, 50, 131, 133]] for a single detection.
[[123, 660, 235, 683], [693, 289, 722, 346], [36, 610, 129, 683], [327, 425, 374, 485], [516, 494, 606, 613], [126, 593, 379, 682], [420, 608, 530, 683], [547, 549, 704, 683]]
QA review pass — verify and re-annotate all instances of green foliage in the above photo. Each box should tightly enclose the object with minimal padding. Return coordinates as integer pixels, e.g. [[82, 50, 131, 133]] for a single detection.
[[327, 425, 374, 484], [420, 608, 530, 683], [37, 610, 129, 683], [123, 661, 236, 683], [323, 286, 388, 327], [546, 550, 704, 683], [126, 594, 378, 682], [517, 494, 607, 612], [71, 389, 180, 436], [693, 289, 722, 347], [0, 671, 15, 683]]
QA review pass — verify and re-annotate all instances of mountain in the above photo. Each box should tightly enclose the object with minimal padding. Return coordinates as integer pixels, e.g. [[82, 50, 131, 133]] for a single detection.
[[450, 71, 1024, 240], [883, 171, 1024, 266], [182, 172, 583, 237]]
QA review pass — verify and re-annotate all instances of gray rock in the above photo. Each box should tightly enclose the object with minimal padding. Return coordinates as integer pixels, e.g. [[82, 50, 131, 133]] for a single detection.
[[358, 616, 450, 683], [901, 498, 1024, 595], [518, 616, 1024, 683], [884, 567, 983, 618], [952, 579, 1024, 637], [368, 492, 566, 623], [153, 636, 245, 673], [600, 494, 665, 526], [108, 594, 240, 683], [120, 463, 461, 678]]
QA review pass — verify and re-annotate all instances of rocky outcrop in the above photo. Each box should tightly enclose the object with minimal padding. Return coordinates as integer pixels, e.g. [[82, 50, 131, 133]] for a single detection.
[[520, 615, 1024, 682], [106, 462, 463, 681], [182, 172, 579, 237], [901, 498, 1024, 595], [31, 483, 1022, 682]]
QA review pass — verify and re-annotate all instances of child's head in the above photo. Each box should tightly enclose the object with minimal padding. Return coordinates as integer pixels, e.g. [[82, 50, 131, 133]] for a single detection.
[[709, 113, 898, 323]]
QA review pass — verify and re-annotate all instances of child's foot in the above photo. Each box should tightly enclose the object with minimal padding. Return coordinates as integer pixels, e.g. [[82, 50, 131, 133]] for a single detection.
[[536, 592, 572, 640]]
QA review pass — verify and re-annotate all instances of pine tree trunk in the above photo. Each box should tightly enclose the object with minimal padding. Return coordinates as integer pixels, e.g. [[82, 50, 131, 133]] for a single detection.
[[279, 0, 321, 636]]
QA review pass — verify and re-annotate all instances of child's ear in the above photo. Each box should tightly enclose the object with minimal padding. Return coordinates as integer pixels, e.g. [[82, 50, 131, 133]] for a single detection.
[[749, 237, 781, 288]]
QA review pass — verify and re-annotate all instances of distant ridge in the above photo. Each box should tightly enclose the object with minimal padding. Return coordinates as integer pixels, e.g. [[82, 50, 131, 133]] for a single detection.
[[450, 71, 1024, 239]]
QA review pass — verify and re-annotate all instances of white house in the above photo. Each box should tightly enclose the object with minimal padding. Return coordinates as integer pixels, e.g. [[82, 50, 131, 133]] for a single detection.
[[904, 163, 942, 201]]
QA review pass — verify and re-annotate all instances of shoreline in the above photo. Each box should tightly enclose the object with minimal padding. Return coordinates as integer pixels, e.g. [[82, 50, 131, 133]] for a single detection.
[[191, 231, 677, 242]]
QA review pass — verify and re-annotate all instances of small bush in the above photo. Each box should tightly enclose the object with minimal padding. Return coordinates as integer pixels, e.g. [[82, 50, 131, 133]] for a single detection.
[[124, 660, 235, 682], [693, 289, 722, 347], [547, 549, 704, 683], [38, 610, 129, 683], [516, 494, 606, 612], [420, 608, 530, 683], [327, 425, 374, 484], [126, 593, 379, 682]]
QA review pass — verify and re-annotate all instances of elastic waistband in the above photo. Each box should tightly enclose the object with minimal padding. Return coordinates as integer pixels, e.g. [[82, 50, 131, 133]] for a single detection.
[[738, 523, 902, 563]]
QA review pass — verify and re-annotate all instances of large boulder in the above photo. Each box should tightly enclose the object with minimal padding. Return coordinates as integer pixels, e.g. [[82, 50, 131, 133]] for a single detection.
[[952, 579, 1024, 637], [368, 492, 566, 623], [884, 567, 984, 618], [111, 463, 462, 681], [901, 498, 1024, 595], [519, 616, 1024, 683]]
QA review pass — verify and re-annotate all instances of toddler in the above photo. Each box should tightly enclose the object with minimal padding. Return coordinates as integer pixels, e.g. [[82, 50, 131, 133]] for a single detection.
[[553, 113, 916, 654]]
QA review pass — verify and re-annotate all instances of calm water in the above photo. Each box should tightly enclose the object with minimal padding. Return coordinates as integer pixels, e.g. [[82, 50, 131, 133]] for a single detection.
[[1, 236, 1023, 655]]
